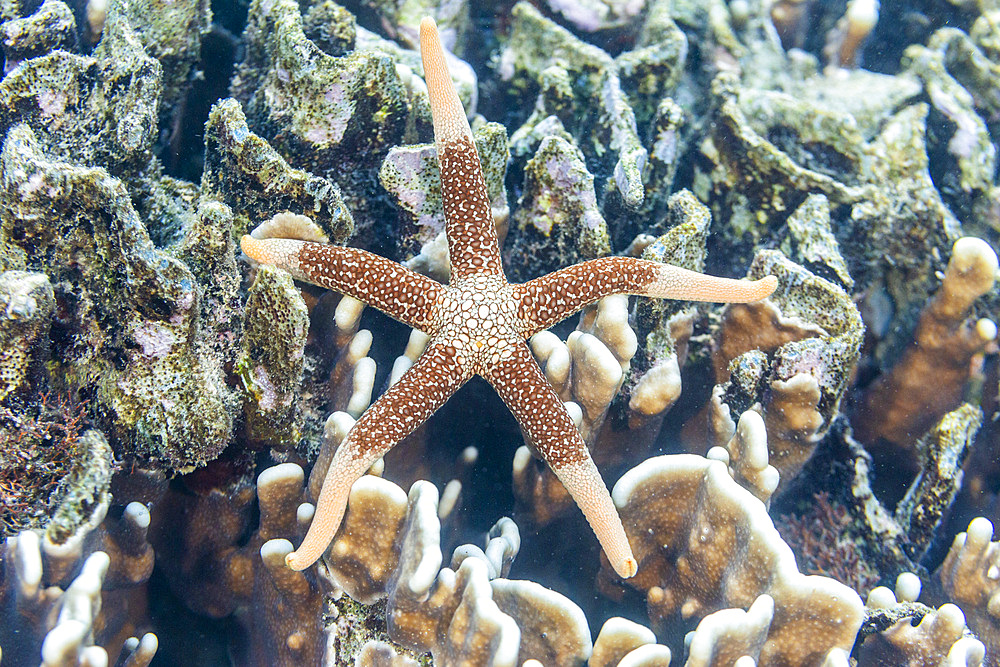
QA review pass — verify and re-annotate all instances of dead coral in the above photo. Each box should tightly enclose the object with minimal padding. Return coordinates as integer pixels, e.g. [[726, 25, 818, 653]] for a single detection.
[[0, 271, 53, 400], [202, 98, 354, 241], [0, 120, 235, 469], [0, 0, 77, 74], [237, 265, 310, 450], [499, 2, 648, 215], [231, 0, 416, 246]]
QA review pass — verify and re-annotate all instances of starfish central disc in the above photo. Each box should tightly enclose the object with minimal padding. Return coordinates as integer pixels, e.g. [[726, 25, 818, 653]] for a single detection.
[[433, 274, 522, 373]]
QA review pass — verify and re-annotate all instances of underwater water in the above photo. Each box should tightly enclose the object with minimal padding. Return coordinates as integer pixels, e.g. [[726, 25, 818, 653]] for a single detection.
[[1, 0, 999, 665]]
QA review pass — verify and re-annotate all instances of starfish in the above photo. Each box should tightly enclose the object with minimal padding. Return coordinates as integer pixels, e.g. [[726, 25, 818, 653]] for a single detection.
[[241, 17, 778, 578]]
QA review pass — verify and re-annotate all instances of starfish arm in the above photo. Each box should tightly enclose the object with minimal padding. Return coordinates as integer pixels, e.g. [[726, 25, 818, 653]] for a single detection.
[[484, 342, 638, 578], [241, 236, 444, 331], [286, 342, 469, 570], [420, 17, 503, 280], [514, 257, 778, 336]]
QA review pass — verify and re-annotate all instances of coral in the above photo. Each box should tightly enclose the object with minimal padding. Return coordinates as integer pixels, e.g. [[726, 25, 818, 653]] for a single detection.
[[201, 98, 355, 241], [1, 124, 234, 467], [0, 0, 248, 471], [902, 23, 1000, 238], [534, 293, 637, 448], [937, 517, 1000, 664], [324, 476, 529, 664], [856, 237, 998, 448], [707, 410, 779, 504], [499, 2, 648, 215], [2, 0, 999, 664], [856, 574, 985, 665], [606, 450, 865, 665], [325, 474, 409, 604], [230, 0, 417, 245], [238, 264, 310, 449], [491, 577, 592, 666], [589, 617, 667, 667], [507, 134, 612, 281], [544, 0, 646, 33], [0, 472, 158, 666], [625, 191, 711, 433], [0, 410, 112, 544], [0, 0, 77, 74], [778, 194, 853, 289], [7, 545, 113, 667], [245, 15, 777, 581], [514, 191, 720, 526], [685, 594, 774, 667], [355, 640, 420, 667], [153, 460, 332, 664], [696, 65, 963, 323], [861, 599, 985, 665], [0, 0, 159, 173], [823, 0, 880, 70], [895, 403, 983, 561], [267, 437, 625, 665], [0, 270, 53, 400], [106, 0, 210, 123], [706, 250, 863, 486]]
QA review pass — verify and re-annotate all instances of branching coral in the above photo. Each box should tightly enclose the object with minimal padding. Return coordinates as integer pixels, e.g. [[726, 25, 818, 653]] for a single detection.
[[856, 237, 998, 448], [704, 250, 863, 488], [0, 477, 157, 666], [937, 517, 1000, 664], [606, 449, 865, 666]]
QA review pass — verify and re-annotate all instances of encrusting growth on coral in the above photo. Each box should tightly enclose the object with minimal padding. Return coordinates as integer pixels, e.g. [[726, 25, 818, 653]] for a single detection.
[[241, 16, 778, 579]]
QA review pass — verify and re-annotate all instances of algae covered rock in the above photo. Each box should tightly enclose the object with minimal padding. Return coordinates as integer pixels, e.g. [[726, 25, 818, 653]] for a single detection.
[[506, 134, 611, 281], [0, 270, 52, 400], [0, 124, 233, 469], [202, 98, 354, 241], [0, 0, 77, 72], [238, 265, 309, 449], [231, 0, 414, 245], [500, 2, 647, 213], [0, 0, 160, 173]]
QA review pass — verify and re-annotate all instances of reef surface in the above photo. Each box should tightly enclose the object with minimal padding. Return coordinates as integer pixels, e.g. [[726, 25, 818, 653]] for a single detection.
[[0, 0, 999, 665]]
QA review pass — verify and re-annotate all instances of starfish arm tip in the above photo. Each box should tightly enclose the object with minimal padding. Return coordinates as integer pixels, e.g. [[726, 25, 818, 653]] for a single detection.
[[758, 274, 779, 299], [617, 556, 639, 579], [285, 550, 312, 571], [239, 234, 254, 256]]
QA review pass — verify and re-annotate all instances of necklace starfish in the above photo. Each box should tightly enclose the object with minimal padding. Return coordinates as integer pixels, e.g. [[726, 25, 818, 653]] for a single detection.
[[241, 17, 777, 578]]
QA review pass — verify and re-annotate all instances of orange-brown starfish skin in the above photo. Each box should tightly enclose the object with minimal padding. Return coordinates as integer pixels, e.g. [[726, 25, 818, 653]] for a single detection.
[[240, 17, 778, 579]]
